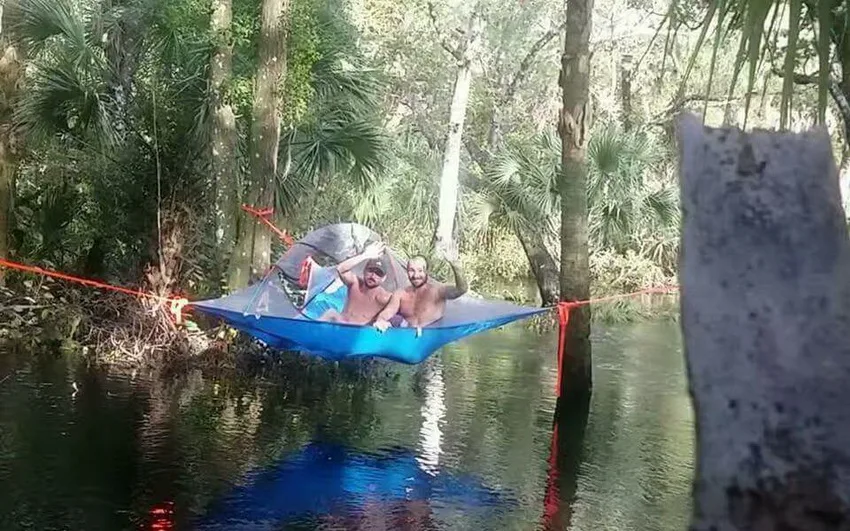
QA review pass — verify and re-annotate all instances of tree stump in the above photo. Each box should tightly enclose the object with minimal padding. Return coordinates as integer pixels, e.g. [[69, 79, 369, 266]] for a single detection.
[[677, 113, 850, 530]]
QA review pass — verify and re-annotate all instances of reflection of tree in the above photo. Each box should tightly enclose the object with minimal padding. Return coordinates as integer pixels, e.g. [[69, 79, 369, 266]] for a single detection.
[[542, 394, 590, 531], [417, 358, 445, 475]]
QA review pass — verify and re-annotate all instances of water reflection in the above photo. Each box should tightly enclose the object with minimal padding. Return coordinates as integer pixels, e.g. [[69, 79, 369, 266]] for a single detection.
[[0, 321, 693, 531], [195, 441, 508, 530], [417, 359, 445, 475]]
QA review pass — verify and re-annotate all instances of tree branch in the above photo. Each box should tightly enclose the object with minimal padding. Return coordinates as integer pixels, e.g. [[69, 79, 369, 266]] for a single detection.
[[649, 94, 729, 125], [502, 20, 567, 105], [427, 1, 462, 61]]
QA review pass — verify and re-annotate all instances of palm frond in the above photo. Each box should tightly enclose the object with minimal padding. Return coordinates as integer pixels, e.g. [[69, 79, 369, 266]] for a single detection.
[[16, 59, 119, 147], [678, 0, 840, 129], [292, 111, 388, 189], [14, 0, 88, 56], [643, 187, 680, 228]]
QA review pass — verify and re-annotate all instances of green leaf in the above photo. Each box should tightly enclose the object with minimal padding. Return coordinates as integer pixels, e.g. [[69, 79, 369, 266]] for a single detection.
[[782, 0, 802, 129]]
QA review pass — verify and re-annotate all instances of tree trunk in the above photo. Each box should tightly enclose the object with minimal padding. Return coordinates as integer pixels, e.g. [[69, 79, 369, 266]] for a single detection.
[[678, 113, 850, 529], [517, 228, 560, 306], [435, 12, 481, 250], [620, 54, 633, 131], [558, 0, 594, 401], [227, 0, 289, 289], [209, 0, 239, 267], [0, 4, 23, 286]]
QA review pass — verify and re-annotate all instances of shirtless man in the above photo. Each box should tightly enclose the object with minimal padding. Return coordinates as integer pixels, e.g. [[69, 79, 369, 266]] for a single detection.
[[373, 248, 468, 334], [319, 241, 393, 325]]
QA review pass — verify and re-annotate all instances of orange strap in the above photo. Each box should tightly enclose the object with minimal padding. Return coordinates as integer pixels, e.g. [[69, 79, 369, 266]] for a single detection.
[[241, 205, 295, 246], [554, 285, 679, 397], [0, 258, 190, 324], [555, 303, 574, 397], [298, 257, 313, 287]]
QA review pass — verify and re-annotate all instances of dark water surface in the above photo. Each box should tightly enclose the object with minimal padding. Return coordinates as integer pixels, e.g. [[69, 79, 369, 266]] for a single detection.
[[0, 321, 693, 530]]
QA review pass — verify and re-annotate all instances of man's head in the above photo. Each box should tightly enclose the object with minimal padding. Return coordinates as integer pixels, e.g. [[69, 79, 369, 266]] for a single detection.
[[362, 258, 387, 289], [406, 255, 429, 288]]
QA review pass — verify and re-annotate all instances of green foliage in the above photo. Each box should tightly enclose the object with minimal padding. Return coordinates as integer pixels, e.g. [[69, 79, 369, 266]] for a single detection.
[[285, 0, 322, 124], [673, 0, 846, 128], [276, 0, 389, 218], [587, 125, 679, 267], [469, 131, 560, 239]]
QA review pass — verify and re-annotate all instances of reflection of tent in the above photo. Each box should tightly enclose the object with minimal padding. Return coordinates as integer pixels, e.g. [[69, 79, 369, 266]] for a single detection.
[[192, 223, 547, 364], [193, 441, 509, 530]]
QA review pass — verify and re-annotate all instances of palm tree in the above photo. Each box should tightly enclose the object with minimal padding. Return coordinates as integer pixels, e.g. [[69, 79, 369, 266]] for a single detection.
[[586, 126, 679, 270], [559, 0, 594, 402], [466, 132, 561, 305], [667, 0, 847, 134], [7, 0, 210, 269], [271, 5, 389, 227], [465, 126, 678, 302]]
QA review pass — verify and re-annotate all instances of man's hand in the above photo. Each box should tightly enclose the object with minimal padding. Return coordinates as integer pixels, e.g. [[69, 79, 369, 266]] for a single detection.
[[437, 240, 468, 300], [363, 241, 386, 259], [436, 239, 458, 263], [336, 241, 386, 286], [374, 319, 391, 333]]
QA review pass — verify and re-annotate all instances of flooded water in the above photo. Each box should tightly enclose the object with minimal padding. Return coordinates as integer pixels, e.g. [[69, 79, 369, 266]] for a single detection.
[[0, 321, 693, 530]]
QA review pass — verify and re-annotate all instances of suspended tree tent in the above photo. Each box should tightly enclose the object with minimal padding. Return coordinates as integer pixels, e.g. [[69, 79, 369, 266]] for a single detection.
[[192, 223, 547, 364]]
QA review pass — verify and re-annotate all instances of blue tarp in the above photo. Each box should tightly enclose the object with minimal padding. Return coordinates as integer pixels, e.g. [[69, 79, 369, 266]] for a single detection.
[[191, 223, 548, 364]]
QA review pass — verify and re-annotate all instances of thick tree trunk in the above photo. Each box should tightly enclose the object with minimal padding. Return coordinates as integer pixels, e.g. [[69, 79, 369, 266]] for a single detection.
[[435, 12, 481, 250], [0, 152, 14, 283], [558, 0, 594, 401], [209, 0, 239, 265], [678, 113, 850, 529], [517, 228, 560, 306], [227, 0, 289, 289], [0, 5, 23, 286]]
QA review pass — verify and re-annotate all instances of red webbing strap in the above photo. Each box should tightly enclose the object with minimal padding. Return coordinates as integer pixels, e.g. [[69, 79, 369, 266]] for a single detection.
[[298, 256, 313, 287], [0, 258, 190, 323], [552, 285, 679, 397], [555, 302, 574, 398], [241, 205, 295, 246], [541, 418, 560, 526]]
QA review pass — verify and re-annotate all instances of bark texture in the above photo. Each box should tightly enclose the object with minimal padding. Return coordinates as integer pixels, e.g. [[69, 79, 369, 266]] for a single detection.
[[209, 0, 239, 264], [558, 0, 594, 400], [227, 0, 289, 289]]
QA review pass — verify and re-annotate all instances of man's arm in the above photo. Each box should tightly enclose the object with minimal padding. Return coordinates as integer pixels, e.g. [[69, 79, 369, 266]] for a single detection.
[[335, 241, 384, 286], [375, 290, 401, 322], [439, 259, 468, 300]]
